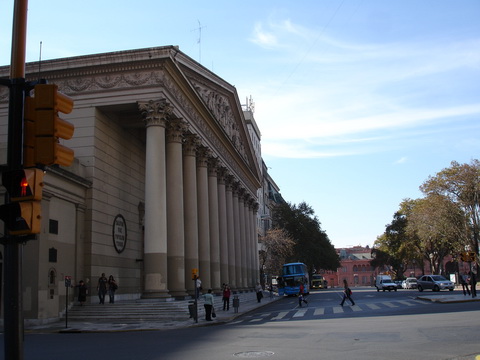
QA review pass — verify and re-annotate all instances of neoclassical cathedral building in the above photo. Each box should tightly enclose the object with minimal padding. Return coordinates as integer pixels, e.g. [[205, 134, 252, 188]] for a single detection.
[[0, 46, 265, 322]]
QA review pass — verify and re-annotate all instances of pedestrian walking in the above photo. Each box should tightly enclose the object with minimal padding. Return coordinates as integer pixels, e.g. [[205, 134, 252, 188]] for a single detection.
[[298, 283, 308, 307], [460, 272, 471, 296], [222, 284, 231, 311], [108, 275, 118, 303], [255, 282, 263, 303], [97, 273, 108, 304], [203, 288, 214, 321], [340, 279, 355, 306]]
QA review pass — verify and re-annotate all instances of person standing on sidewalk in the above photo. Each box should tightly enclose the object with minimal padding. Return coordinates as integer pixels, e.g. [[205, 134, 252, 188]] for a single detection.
[[203, 288, 214, 321], [222, 284, 231, 311], [97, 273, 108, 304], [340, 279, 355, 306], [460, 271, 471, 296], [108, 275, 118, 303]]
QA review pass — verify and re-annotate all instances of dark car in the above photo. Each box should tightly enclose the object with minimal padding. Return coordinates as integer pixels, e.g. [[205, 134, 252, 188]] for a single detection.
[[417, 275, 454, 292]]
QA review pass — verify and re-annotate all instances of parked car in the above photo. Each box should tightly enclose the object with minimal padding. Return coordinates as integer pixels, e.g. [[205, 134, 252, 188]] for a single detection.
[[417, 275, 454, 292], [394, 281, 403, 289], [402, 277, 418, 289]]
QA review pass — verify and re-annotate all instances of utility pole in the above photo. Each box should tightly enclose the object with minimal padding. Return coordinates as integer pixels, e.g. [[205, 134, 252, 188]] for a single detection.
[[1, 2, 29, 359]]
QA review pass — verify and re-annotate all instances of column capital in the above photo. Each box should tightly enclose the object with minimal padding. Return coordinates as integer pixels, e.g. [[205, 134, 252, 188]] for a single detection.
[[196, 146, 211, 168], [166, 118, 188, 143], [208, 157, 219, 177], [138, 99, 173, 127], [183, 133, 201, 156]]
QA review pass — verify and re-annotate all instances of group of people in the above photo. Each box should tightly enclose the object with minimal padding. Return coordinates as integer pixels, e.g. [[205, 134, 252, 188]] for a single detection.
[[75, 273, 119, 305], [202, 283, 232, 321]]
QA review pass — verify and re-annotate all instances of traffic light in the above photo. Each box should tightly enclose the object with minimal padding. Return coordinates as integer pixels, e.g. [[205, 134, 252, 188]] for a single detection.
[[0, 169, 44, 235], [24, 84, 75, 167]]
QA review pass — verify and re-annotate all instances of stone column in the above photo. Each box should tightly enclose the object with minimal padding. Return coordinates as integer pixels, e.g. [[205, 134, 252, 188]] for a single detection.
[[232, 182, 242, 290], [252, 202, 260, 285], [183, 134, 200, 296], [244, 196, 252, 288], [208, 157, 221, 292], [197, 146, 211, 290], [217, 167, 229, 287], [225, 176, 236, 288], [238, 188, 247, 289], [138, 99, 170, 298], [166, 118, 188, 298]]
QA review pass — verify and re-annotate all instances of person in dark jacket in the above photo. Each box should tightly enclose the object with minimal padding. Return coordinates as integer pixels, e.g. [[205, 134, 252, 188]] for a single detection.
[[340, 279, 355, 306]]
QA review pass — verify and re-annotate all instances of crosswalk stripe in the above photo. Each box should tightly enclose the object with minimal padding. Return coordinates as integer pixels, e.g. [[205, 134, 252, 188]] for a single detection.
[[314, 308, 325, 316], [397, 300, 415, 306], [351, 305, 362, 311], [271, 311, 288, 320], [333, 306, 343, 313], [365, 303, 381, 310], [383, 302, 398, 308], [293, 309, 307, 318]]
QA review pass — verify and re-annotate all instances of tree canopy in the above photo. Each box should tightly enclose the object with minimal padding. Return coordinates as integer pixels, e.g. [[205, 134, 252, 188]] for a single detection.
[[271, 201, 340, 273]]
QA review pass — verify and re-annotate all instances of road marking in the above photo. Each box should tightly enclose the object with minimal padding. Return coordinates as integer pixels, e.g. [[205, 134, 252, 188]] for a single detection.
[[365, 303, 381, 310], [271, 311, 288, 320], [333, 306, 343, 313], [351, 305, 362, 311], [293, 309, 307, 318], [383, 302, 398, 308], [249, 318, 263, 322], [314, 308, 325, 316], [397, 300, 416, 306]]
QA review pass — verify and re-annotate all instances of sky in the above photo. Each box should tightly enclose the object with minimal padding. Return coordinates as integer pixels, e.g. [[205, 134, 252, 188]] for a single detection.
[[1, 0, 479, 249]]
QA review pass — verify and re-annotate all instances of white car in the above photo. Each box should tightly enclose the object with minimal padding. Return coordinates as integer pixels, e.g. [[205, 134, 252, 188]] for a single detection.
[[402, 277, 418, 289]]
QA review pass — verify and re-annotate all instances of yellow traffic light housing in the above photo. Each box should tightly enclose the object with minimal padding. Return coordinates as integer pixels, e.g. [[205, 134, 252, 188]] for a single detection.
[[24, 83, 75, 167], [0, 169, 44, 235]]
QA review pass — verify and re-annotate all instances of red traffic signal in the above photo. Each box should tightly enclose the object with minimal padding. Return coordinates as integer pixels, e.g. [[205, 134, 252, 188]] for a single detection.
[[0, 169, 44, 235]]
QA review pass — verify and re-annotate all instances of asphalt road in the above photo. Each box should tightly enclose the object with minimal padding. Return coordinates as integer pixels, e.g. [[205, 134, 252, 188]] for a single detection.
[[4, 288, 480, 360]]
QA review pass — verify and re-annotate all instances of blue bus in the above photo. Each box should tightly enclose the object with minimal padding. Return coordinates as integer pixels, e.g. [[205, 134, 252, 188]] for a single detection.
[[280, 262, 310, 296]]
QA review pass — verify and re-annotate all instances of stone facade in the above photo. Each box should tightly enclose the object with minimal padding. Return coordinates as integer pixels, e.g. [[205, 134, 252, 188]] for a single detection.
[[0, 46, 262, 322]]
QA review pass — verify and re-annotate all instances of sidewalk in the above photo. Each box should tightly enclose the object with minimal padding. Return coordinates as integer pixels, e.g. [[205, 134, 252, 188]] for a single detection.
[[25, 291, 281, 334]]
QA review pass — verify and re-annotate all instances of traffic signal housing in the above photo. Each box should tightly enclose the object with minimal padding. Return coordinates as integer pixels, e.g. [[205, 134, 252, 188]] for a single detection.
[[24, 84, 75, 167], [0, 169, 44, 235]]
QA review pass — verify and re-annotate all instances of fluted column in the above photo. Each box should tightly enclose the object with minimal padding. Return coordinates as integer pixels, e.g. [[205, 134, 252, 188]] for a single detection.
[[232, 182, 242, 290], [197, 146, 211, 290], [138, 99, 170, 298], [238, 188, 247, 289], [252, 203, 260, 285], [225, 176, 236, 288], [166, 118, 188, 297], [217, 167, 229, 287], [208, 157, 221, 292], [244, 196, 252, 288], [183, 134, 200, 296]]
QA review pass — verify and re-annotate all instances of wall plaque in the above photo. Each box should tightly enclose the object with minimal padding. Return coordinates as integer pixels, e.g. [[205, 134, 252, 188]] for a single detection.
[[112, 214, 127, 253]]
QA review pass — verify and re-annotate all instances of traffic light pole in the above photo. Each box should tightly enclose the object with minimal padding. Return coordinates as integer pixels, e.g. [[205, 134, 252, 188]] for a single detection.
[[2, 2, 29, 360]]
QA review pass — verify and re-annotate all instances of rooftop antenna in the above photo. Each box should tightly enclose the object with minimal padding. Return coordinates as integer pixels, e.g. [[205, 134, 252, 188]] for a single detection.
[[192, 20, 206, 64], [37, 41, 42, 81]]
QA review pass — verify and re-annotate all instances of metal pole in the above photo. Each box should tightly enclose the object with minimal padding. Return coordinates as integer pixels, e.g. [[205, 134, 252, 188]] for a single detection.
[[4, 2, 29, 360]]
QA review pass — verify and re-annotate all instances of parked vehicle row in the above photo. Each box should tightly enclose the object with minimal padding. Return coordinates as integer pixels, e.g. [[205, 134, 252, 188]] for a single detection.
[[374, 275, 454, 292]]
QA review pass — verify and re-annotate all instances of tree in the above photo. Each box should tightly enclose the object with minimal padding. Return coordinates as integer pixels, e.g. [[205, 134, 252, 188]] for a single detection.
[[259, 228, 295, 283], [372, 199, 422, 279], [420, 160, 480, 256], [271, 201, 340, 273], [407, 194, 468, 274]]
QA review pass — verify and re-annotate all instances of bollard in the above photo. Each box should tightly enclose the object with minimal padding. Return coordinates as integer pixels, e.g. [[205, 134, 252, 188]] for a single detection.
[[233, 295, 240, 313]]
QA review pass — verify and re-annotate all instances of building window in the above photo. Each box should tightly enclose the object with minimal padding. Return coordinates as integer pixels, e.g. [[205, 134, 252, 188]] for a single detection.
[[49, 219, 59, 235]]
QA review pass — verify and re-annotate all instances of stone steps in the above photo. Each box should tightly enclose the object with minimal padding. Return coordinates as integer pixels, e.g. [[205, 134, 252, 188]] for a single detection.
[[65, 291, 258, 323]]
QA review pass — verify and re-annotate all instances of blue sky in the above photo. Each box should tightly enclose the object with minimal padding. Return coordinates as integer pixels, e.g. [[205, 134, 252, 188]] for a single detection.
[[2, 1, 479, 248]]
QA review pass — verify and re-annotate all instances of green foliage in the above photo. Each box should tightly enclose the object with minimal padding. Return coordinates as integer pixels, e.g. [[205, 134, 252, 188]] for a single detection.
[[271, 201, 340, 272]]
